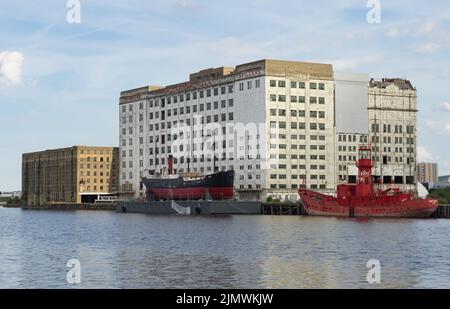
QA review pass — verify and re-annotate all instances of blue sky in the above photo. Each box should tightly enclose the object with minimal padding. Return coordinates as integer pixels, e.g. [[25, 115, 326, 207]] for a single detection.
[[0, 0, 449, 190]]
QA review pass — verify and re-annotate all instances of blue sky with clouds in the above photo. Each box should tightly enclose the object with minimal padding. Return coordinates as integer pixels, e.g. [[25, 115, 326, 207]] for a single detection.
[[0, 0, 449, 190]]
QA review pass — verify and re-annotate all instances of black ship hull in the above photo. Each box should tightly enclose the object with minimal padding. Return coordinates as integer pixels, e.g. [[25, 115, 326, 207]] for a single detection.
[[142, 170, 235, 201]]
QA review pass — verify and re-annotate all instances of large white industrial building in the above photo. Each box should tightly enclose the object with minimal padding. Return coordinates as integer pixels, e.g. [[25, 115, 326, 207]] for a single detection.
[[118, 59, 418, 201]]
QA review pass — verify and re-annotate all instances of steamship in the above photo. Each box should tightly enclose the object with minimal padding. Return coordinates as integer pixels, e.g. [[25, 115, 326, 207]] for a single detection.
[[141, 156, 235, 201]]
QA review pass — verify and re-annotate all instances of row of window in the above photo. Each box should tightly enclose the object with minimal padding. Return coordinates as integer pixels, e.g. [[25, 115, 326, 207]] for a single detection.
[[371, 124, 415, 134], [125, 78, 261, 113], [371, 136, 415, 145], [79, 157, 110, 162], [337, 134, 368, 143], [338, 146, 358, 152], [130, 85, 237, 112], [269, 80, 326, 90], [269, 95, 326, 104], [338, 155, 358, 162], [78, 177, 110, 184], [270, 169, 327, 179], [337, 175, 416, 184], [79, 171, 111, 177], [270, 109, 326, 118], [270, 121, 327, 130], [79, 150, 112, 155], [121, 141, 327, 161], [122, 133, 329, 148], [124, 109, 235, 125], [148, 99, 234, 118], [123, 114, 236, 135], [271, 134, 327, 141], [81, 185, 108, 191], [270, 184, 327, 189], [269, 144, 327, 152], [238, 79, 261, 91], [269, 158, 328, 167], [239, 184, 263, 189], [79, 164, 113, 170]]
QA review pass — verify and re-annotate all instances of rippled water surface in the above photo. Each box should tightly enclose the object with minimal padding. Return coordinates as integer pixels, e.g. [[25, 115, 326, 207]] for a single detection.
[[1, 207, 450, 288]]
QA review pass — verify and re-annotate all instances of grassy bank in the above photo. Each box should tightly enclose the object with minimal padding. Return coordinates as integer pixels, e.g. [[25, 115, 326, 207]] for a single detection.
[[430, 187, 450, 204]]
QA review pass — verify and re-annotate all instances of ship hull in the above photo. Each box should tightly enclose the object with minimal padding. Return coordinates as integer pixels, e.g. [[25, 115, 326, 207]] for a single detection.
[[142, 170, 235, 201], [299, 190, 439, 218], [148, 187, 207, 200]]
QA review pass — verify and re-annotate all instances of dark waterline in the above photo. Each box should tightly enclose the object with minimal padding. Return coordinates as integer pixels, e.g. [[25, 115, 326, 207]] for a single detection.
[[1, 207, 450, 288]]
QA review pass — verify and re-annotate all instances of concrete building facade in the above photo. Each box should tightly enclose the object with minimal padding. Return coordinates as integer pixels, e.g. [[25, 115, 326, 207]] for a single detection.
[[22, 146, 119, 205], [119, 59, 336, 201], [336, 132, 369, 184], [417, 162, 438, 188], [368, 78, 418, 191], [119, 60, 420, 201], [334, 77, 419, 192]]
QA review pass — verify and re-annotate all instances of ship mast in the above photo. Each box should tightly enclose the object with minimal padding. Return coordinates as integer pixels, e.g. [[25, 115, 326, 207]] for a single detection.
[[356, 144, 374, 197], [154, 135, 158, 175], [213, 133, 217, 173]]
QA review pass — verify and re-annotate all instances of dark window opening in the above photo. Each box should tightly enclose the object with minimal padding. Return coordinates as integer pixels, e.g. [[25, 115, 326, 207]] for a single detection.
[[406, 176, 415, 184], [394, 176, 403, 184], [348, 175, 357, 183]]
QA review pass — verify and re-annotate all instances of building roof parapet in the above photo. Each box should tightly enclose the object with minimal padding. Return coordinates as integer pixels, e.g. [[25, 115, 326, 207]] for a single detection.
[[369, 78, 416, 90], [119, 59, 335, 104]]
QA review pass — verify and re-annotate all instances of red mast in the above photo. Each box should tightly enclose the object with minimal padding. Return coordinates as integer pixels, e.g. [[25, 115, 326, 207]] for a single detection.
[[355, 144, 374, 197]]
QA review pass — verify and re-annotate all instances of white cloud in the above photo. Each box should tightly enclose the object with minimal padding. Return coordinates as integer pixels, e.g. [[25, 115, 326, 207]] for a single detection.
[[417, 146, 436, 162], [415, 42, 440, 53], [418, 21, 438, 34], [175, 0, 194, 7], [206, 37, 264, 60], [425, 119, 450, 137], [385, 28, 400, 38], [439, 101, 450, 112], [0, 51, 24, 86], [323, 55, 381, 71]]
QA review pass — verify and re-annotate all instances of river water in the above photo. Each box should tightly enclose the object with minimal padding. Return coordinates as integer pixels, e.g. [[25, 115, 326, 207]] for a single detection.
[[1, 207, 450, 288]]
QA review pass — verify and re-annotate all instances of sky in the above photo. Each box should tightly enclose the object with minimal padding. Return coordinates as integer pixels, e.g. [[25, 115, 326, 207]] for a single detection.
[[0, 0, 449, 191]]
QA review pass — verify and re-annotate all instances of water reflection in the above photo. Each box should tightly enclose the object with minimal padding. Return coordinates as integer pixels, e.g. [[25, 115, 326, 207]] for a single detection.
[[0, 208, 449, 288]]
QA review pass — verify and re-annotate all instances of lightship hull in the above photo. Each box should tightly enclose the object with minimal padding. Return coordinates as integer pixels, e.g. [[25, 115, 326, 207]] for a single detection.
[[299, 190, 439, 218]]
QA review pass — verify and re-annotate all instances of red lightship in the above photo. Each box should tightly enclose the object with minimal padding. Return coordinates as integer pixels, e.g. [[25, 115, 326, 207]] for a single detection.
[[298, 145, 438, 218]]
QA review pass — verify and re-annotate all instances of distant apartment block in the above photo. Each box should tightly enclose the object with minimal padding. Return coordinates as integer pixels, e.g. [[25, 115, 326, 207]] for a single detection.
[[417, 162, 438, 188], [22, 146, 119, 205]]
